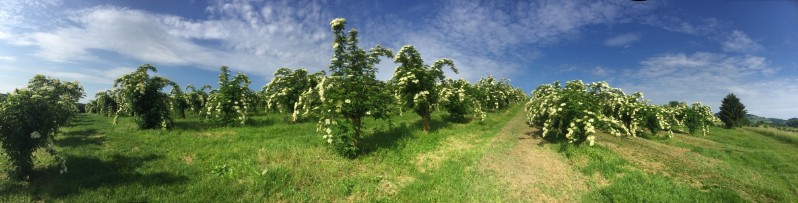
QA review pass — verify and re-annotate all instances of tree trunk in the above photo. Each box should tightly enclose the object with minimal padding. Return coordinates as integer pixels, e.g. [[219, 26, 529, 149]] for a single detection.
[[422, 105, 431, 133], [422, 113, 430, 133], [352, 116, 362, 148]]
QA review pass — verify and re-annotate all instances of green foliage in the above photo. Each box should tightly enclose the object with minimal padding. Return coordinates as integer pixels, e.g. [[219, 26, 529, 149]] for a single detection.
[[0, 75, 84, 180], [292, 71, 327, 122], [718, 93, 748, 128], [202, 66, 252, 126], [391, 45, 457, 132], [526, 81, 639, 145], [684, 102, 720, 135], [526, 80, 721, 145], [261, 68, 325, 122], [86, 90, 119, 116], [787, 118, 798, 127], [184, 84, 211, 115], [474, 76, 526, 111], [113, 64, 177, 129], [438, 79, 485, 122], [317, 18, 394, 156], [640, 105, 667, 136], [168, 84, 188, 119]]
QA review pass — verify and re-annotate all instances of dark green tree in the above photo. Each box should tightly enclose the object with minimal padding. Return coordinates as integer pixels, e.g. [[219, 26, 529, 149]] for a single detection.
[[718, 93, 748, 128], [786, 118, 798, 127]]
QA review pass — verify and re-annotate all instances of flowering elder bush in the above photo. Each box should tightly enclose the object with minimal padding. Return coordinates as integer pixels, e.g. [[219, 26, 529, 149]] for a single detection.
[[474, 76, 524, 110], [639, 104, 672, 137], [527, 80, 724, 146], [113, 64, 177, 129], [391, 45, 457, 132], [663, 102, 689, 132], [590, 83, 646, 138], [527, 81, 604, 145], [261, 68, 320, 122], [168, 84, 189, 119], [438, 79, 485, 122], [0, 75, 84, 180], [202, 66, 252, 126], [526, 80, 647, 146], [685, 102, 720, 136], [291, 71, 327, 122], [184, 84, 211, 115], [86, 90, 119, 116], [317, 18, 394, 157]]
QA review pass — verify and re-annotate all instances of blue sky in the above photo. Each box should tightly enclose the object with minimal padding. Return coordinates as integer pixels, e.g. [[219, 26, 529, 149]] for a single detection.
[[1, 0, 797, 118]]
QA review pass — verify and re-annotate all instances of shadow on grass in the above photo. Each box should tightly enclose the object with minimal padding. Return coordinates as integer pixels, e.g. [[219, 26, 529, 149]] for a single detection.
[[247, 117, 276, 127], [441, 114, 473, 124], [0, 154, 188, 199], [360, 123, 413, 156], [173, 120, 210, 131], [67, 114, 99, 127], [411, 117, 453, 133], [57, 128, 105, 148], [639, 132, 672, 141]]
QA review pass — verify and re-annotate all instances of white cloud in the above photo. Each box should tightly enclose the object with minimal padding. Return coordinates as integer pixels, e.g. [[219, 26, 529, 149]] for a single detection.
[[592, 66, 616, 76], [1, 0, 660, 84], [371, 0, 655, 82], [5, 2, 332, 78], [721, 30, 763, 53], [604, 33, 641, 47], [621, 52, 796, 118], [0, 55, 15, 61], [641, 16, 725, 36]]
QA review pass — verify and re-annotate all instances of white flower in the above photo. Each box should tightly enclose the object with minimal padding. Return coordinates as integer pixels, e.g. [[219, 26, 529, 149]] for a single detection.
[[30, 131, 41, 139], [345, 99, 351, 104]]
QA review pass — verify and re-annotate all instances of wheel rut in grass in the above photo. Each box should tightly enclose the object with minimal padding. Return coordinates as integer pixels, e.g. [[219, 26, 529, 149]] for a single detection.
[[480, 109, 589, 202]]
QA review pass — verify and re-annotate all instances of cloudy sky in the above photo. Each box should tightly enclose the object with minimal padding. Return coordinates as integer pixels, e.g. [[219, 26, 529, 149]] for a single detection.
[[1, 0, 797, 118]]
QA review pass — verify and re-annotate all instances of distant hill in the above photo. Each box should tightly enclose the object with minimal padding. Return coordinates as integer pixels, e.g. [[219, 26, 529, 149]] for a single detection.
[[745, 114, 787, 125], [712, 113, 791, 126]]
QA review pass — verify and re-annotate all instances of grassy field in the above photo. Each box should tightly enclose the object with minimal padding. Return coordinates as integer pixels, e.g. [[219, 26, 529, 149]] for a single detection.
[[1, 105, 797, 202]]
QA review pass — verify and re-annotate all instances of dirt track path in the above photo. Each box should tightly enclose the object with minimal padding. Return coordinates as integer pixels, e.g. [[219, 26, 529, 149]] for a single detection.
[[480, 109, 590, 202]]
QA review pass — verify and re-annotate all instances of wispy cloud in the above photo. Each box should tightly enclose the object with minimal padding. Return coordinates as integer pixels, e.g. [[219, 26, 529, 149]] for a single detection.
[[5, 2, 332, 78], [592, 66, 616, 76], [371, 0, 656, 81], [0, 55, 15, 61], [722, 30, 763, 53], [641, 16, 726, 36], [621, 52, 795, 118], [641, 15, 765, 54], [604, 33, 641, 47], [1, 0, 660, 84]]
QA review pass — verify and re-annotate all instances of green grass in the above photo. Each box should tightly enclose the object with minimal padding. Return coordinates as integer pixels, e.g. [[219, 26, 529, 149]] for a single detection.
[[2, 106, 797, 202], [0, 106, 521, 202], [551, 142, 744, 202], [650, 127, 798, 202]]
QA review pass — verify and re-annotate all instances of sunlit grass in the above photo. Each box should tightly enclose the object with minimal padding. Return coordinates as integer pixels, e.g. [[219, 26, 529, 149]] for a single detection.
[[0, 106, 521, 202]]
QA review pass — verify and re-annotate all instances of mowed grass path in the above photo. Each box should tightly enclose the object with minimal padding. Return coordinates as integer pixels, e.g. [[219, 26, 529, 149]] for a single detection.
[[2, 105, 798, 202]]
